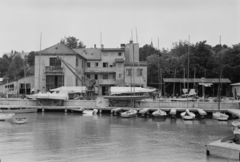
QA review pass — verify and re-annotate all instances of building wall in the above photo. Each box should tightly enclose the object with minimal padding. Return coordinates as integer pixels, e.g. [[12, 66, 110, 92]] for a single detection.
[[124, 66, 147, 87], [124, 42, 139, 63], [0, 75, 34, 96], [35, 54, 85, 92]]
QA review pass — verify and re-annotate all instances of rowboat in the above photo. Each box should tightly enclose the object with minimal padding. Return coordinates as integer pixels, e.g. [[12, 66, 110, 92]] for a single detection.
[[121, 109, 137, 118], [13, 117, 27, 124], [181, 109, 195, 120], [152, 109, 167, 117], [0, 113, 15, 121], [71, 107, 85, 113]]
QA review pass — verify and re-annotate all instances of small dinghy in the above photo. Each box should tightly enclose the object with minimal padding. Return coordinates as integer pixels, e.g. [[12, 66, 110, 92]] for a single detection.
[[13, 117, 27, 124], [212, 112, 229, 121], [121, 109, 137, 118], [152, 109, 167, 118], [72, 107, 85, 113], [83, 109, 98, 115], [0, 113, 15, 121], [181, 109, 195, 120]]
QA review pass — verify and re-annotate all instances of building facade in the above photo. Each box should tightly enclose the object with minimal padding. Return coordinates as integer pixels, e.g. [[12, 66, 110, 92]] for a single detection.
[[34, 43, 87, 92], [73, 41, 147, 95]]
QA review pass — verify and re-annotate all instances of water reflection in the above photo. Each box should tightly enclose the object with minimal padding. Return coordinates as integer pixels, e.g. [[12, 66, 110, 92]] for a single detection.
[[0, 112, 236, 162]]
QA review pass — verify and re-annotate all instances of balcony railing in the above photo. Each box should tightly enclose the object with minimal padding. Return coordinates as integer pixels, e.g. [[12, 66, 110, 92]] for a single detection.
[[85, 67, 116, 73], [45, 66, 63, 73], [98, 79, 116, 85]]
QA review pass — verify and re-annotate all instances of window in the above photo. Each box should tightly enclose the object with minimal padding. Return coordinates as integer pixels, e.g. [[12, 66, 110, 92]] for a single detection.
[[137, 69, 143, 76], [76, 58, 78, 66], [118, 52, 122, 56], [126, 69, 132, 76], [87, 62, 91, 67], [86, 74, 90, 79], [119, 74, 122, 78], [50, 58, 61, 66], [95, 74, 98, 79], [103, 74, 108, 79], [103, 62, 108, 67], [95, 62, 98, 67]]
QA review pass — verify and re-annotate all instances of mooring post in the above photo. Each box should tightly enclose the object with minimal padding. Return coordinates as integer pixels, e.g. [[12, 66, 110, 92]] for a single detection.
[[65, 109, 67, 113], [42, 108, 44, 112]]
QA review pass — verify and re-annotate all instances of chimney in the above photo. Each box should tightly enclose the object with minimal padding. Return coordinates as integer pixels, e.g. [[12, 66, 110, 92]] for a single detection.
[[101, 44, 104, 49], [94, 44, 96, 48], [129, 40, 133, 44], [120, 44, 125, 48]]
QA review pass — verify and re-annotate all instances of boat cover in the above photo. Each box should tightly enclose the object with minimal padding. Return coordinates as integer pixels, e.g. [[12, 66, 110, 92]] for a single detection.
[[110, 87, 156, 95], [50, 86, 87, 93]]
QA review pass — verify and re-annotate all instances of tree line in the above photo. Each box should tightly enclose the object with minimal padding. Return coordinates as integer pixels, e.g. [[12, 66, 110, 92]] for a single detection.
[[141, 40, 240, 84], [0, 37, 239, 85]]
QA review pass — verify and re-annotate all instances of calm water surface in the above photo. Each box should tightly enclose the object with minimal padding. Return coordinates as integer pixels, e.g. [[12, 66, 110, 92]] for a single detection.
[[0, 112, 236, 162]]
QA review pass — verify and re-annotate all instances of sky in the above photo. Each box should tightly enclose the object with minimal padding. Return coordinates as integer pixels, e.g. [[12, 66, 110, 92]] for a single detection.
[[0, 0, 239, 56]]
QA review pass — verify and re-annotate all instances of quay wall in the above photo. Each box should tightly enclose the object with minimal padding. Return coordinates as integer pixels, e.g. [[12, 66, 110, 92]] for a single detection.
[[0, 99, 37, 106], [0, 98, 239, 111]]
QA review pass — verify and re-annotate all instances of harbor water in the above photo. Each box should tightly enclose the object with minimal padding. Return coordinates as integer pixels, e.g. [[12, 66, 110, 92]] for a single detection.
[[0, 112, 237, 162]]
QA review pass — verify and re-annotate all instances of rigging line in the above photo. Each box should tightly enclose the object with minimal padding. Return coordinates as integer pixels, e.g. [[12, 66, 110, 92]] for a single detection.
[[38, 33, 42, 91]]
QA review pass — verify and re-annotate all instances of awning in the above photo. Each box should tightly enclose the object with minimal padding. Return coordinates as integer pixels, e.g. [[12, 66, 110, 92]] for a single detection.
[[199, 83, 212, 87]]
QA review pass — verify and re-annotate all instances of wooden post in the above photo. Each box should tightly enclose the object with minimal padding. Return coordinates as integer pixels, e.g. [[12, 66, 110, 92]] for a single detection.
[[42, 108, 44, 112]]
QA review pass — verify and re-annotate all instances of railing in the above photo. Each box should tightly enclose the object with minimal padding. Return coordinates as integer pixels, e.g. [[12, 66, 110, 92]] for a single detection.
[[45, 66, 63, 73], [98, 79, 116, 85], [85, 67, 116, 73]]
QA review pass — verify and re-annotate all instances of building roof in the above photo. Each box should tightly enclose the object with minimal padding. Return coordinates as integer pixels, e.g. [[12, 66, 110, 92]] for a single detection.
[[73, 48, 101, 60], [163, 78, 231, 83], [36, 43, 86, 61], [101, 48, 124, 52]]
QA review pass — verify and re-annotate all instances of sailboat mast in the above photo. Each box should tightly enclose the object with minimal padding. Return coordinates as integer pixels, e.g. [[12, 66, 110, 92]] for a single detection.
[[187, 35, 190, 96], [38, 33, 42, 91], [158, 38, 160, 108]]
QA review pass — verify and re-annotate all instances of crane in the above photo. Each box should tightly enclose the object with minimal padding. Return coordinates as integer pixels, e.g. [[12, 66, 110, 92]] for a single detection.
[[57, 56, 96, 99]]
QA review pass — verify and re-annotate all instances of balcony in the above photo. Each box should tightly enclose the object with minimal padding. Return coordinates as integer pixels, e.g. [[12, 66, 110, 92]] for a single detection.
[[45, 66, 63, 74], [98, 79, 116, 85], [85, 67, 116, 73]]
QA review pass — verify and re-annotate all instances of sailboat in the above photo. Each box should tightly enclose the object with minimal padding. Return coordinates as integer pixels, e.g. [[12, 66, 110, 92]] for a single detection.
[[212, 67, 229, 121], [152, 46, 167, 118], [180, 36, 195, 120]]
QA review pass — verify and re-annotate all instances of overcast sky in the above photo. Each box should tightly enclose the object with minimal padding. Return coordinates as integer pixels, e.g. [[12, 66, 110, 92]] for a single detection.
[[0, 0, 239, 56]]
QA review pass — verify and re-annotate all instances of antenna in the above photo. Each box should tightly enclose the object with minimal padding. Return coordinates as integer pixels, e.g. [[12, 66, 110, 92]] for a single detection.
[[100, 32, 102, 46], [219, 35, 221, 45], [131, 29, 133, 41], [135, 27, 138, 43]]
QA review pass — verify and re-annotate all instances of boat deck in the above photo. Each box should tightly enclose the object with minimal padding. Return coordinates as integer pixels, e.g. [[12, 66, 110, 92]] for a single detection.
[[206, 139, 240, 160]]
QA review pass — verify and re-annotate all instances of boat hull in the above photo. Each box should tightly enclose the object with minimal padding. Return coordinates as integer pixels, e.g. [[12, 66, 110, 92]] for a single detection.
[[13, 117, 27, 124], [120, 110, 137, 118], [152, 109, 167, 117], [0, 113, 15, 121], [181, 110, 195, 120], [212, 112, 229, 121], [1, 108, 37, 114], [104, 95, 149, 101]]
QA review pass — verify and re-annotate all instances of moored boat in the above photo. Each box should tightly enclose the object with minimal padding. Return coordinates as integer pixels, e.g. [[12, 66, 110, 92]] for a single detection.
[[0, 107, 37, 113], [71, 107, 85, 113], [180, 109, 195, 120], [212, 112, 229, 121], [83, 109, 98, 115], [152, 109, 167, 117], [0, 113, 15, 121], [120, 109, 137, 118], [13, 117, 27, 124]]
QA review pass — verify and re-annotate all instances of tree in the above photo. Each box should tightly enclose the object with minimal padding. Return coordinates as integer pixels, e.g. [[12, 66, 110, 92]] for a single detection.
[[7, 55, 24, 80], [27, 51, 35, 66], [0, 57, 10, 77], [139, 44, 159, 61], [61, 36, 86, 49]]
